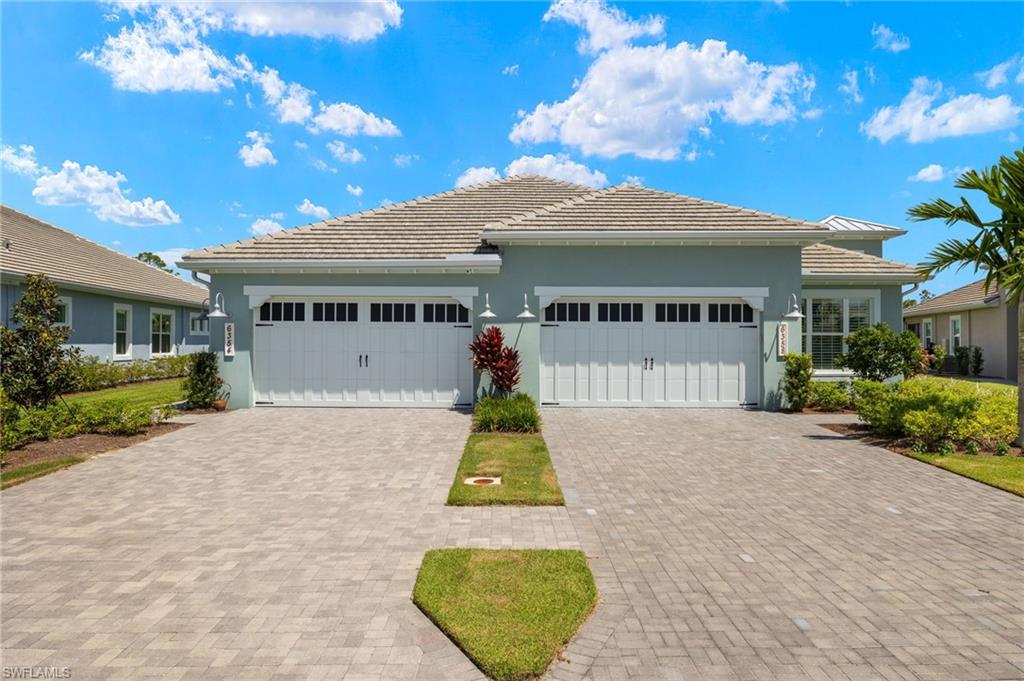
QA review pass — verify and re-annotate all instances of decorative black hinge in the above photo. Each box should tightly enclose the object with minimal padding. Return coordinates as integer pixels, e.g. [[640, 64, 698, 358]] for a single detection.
[[255, 401, 275, 405], [255, 323, 274, 327], [541, 323, 559, 327]]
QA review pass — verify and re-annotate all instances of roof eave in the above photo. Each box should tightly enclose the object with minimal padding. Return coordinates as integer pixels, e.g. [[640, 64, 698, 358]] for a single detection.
[[482, 230, 830, 246], [0, 270, 207, 307], [903, 300, 1001, 316], [823, 230, 907, 241], [177, 254, 502, 275], [801, 272, 925, 285]]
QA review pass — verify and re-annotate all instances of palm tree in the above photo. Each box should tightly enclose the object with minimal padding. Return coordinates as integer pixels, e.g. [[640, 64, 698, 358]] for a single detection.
[[908, 148, 1024, 446]]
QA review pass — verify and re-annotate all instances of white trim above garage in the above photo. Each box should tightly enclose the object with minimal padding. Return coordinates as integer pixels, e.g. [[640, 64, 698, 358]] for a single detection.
[[242, 285, 479, 310], [484, 230, 828, 246], [181, 254, 501, 275], [534, 286, 770, 311]]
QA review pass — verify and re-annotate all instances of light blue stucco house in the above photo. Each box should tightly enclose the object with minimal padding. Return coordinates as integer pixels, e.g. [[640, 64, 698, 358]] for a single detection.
[[179, 176, 922, 410], [1, 205, 210, 361]]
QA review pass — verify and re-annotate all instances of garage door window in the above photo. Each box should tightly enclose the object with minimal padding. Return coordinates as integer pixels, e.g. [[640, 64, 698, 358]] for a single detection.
[[424, 303, 470, 323], [544, 302, 590, 322], [708, 303, 754, 323], [371, 302, 416, 323], [655, 303, 701, 323], [597, 302, 642, 322], [312, 302, 358, 322], [260, 302, 305, 322]]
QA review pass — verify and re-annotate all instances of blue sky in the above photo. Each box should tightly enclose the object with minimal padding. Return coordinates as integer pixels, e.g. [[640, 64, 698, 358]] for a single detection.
[[2, 1, 1022, 296]]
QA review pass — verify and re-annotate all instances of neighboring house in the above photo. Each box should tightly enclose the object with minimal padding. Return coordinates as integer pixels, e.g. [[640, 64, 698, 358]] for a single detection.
[[903, 279, 1019, 381], [0, 205, 210, 362], [180, 176, 922, 410]]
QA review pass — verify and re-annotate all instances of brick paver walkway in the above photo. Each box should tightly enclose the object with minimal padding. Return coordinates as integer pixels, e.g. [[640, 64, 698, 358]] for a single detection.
[[2, 408, 1022, 681]]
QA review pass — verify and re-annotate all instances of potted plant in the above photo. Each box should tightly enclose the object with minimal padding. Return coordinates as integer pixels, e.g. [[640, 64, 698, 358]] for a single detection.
[[212, 385, 230, 411]]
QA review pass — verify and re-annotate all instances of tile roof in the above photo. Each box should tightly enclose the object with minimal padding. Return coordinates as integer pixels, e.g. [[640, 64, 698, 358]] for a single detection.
[[903, 279, 1001, 315], [819, 214, 906, 235], [485, 183, 826, 232], [183, 176, 827, 263], [0, 205, 208, 306], [801, 243, 921, 279]]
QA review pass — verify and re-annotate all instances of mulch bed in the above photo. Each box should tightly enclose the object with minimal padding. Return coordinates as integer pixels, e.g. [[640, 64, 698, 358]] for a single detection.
[[2, 422, 190, 469], [819, 422, 1022, 457]]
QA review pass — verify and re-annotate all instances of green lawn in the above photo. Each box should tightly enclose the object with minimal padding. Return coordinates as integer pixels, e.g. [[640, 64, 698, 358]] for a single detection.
[[1, 458, 85, 489], [413, 549, 597, 681], [906, 452, 1024, 497], [447, 433, 564, 506], [65, 378, 184, 410], [915, 375, 1016, 397]]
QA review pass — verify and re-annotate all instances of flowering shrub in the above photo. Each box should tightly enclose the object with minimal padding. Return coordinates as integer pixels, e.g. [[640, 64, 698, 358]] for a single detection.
[[469, 326, 522, 395]]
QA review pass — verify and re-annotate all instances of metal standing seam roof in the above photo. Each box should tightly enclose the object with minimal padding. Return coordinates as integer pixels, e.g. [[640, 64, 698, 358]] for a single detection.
[[182, 176, 829, 264], [819, 214, 907, 235], [801, 243, 922, 279], [903, 279, 1002, 315], [0, 204, 208, 306]]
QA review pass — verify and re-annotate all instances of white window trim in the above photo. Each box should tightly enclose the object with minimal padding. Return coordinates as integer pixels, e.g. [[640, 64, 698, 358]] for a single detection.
[[55, 295, 72, 328], [189, 311, 209, 337], [150, 307, 176, 357], [922, 317, 933, 346], [949, 315, 962, 351], [802, 289, 881, 373], [113, 303, 132, 360]]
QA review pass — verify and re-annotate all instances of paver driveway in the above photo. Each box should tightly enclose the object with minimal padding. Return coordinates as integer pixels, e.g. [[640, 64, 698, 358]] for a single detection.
[[3, 409, 1023, 681]]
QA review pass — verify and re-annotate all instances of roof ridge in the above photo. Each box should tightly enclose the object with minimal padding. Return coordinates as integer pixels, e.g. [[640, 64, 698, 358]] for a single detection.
[[820, 214, 906, 232], [483, 184, 613, 229], [1, 204, 207, 292]]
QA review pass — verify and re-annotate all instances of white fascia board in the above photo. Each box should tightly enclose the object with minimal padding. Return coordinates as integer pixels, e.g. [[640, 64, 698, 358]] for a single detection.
[[242, 285, 480, 309], [802, 272, 925, 284], [903, 301, 999, 317], [178, 254, 501, 274], [534, 286, 770, 310], [483, 230, 829, 246]]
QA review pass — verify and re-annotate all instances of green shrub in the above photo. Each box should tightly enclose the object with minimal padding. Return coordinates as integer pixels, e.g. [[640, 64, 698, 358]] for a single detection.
[[1, 398, 158, 452], [70, 355, 193, 392], [835, 323, 922, 381], [964, 441, 980, 455], [472, 393, 541, 433], [970, 346, 984, 376], [995, 443, 1010, 456], [954, 346, 971, 375], [808, 381, 851, 411], [852, 380, 901, 434], [183, 351, 222, 408], [783, 353, 813, 410]]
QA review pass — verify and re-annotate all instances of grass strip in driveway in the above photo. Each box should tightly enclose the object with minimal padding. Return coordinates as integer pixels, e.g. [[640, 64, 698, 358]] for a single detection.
[[1, 458, 85, 489], [906, 451, 1024, 497], [447, 433, 564, 506], [413, 548, 597, 681], [64, 378, 184, 410]]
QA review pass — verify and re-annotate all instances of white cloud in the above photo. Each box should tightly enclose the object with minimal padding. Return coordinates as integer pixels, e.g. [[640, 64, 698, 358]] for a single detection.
[[346, 184, 364, 197], [907, 164, 945, 182], [455, 166, 501, 188], [862, 77, 1021, 143], [311, 158, 337, 174], [326, 140, 366, 163], [250, 217, 283, 235], [311, 102, 401, 136], [238, 130, 276, 167], [505, 154, 607, 187], [871, 24, 910, 53], [1, 144, 47, 177], [152, 247, 193, 277], [296, 198, 330, 219], [252, 66, 313, 124], [393, 153, 417, 167], [511, 39, 815, 160], [544, 0, 664, 55], [624, 175, 643, 185], [977, 55, 1023, 89], [207, 1, 401, 42], [32, 160, 180, 226], [502, 64, 520, 76], [839, 68, 862, 104], [80, 5, 242, 93]]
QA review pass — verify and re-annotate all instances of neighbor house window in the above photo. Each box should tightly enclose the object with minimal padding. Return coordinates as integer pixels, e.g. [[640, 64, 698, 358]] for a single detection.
[[922, 318, 933, 347], [189, 311, 209, 336], [950, 316, 962, 350], [801, 295, 875, 370], [55, 296, 72, 327], [114, 304, 132, 359], [150, 309, 174, 356]]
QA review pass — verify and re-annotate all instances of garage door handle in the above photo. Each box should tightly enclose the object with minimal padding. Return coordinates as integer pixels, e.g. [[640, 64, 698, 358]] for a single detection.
[[365, 354, 369, 368], [359, 355, 362, 367]]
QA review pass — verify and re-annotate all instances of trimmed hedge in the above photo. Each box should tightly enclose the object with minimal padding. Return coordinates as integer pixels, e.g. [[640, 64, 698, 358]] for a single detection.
[[808, 381, 852, 412], [1, 395, 168, 452], [853, 377, 1017, 450], [70, 355, 193, 393], [472, 393, 541, 433]]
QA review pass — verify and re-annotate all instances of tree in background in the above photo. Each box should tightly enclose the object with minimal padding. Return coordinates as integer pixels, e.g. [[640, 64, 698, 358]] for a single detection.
[[909, 149, 1024, 446], [136, 251, 174, 273], [919, 289, 935, 302], [0, 274, 81, 408]]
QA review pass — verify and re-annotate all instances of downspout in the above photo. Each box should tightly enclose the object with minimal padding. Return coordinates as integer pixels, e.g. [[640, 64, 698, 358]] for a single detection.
[[191, 271, 210, 287], [902, 282, 920, 298]]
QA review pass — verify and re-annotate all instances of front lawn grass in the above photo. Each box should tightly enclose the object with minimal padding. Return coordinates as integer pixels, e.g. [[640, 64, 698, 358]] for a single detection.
[[1, 458, 85, 489], [65, 378, 184, 410], [906, 451, 1024, 497], [447, 433, 564, 506], [413, 548, 597, 681]]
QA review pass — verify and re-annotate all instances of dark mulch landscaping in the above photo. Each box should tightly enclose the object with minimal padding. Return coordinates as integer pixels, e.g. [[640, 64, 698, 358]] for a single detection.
[[3, 422, 190, 469], [819, 422, 1022, 457]]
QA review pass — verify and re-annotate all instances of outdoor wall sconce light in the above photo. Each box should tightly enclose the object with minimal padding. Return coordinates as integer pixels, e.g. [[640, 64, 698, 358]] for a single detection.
[[206, 291, 230, 319], [478, 292, 497, 319], [516, 293, 536, 319], [783, 293, 804, 320]]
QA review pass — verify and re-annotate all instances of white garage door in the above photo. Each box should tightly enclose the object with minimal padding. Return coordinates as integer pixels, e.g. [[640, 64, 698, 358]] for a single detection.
[[253, 300, 474, 407], [540, 300, 760, 407]]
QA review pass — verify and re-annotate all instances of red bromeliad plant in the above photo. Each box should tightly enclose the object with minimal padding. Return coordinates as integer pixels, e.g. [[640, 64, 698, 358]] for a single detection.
[[468, 326, 521, 395]]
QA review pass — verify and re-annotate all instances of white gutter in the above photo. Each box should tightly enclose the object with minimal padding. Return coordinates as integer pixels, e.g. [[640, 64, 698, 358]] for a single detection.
[[177, 253, 502, 274], [801, 271, 925, 284], [904, 300, 1000, 317], [482, 229, 830, 245]]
